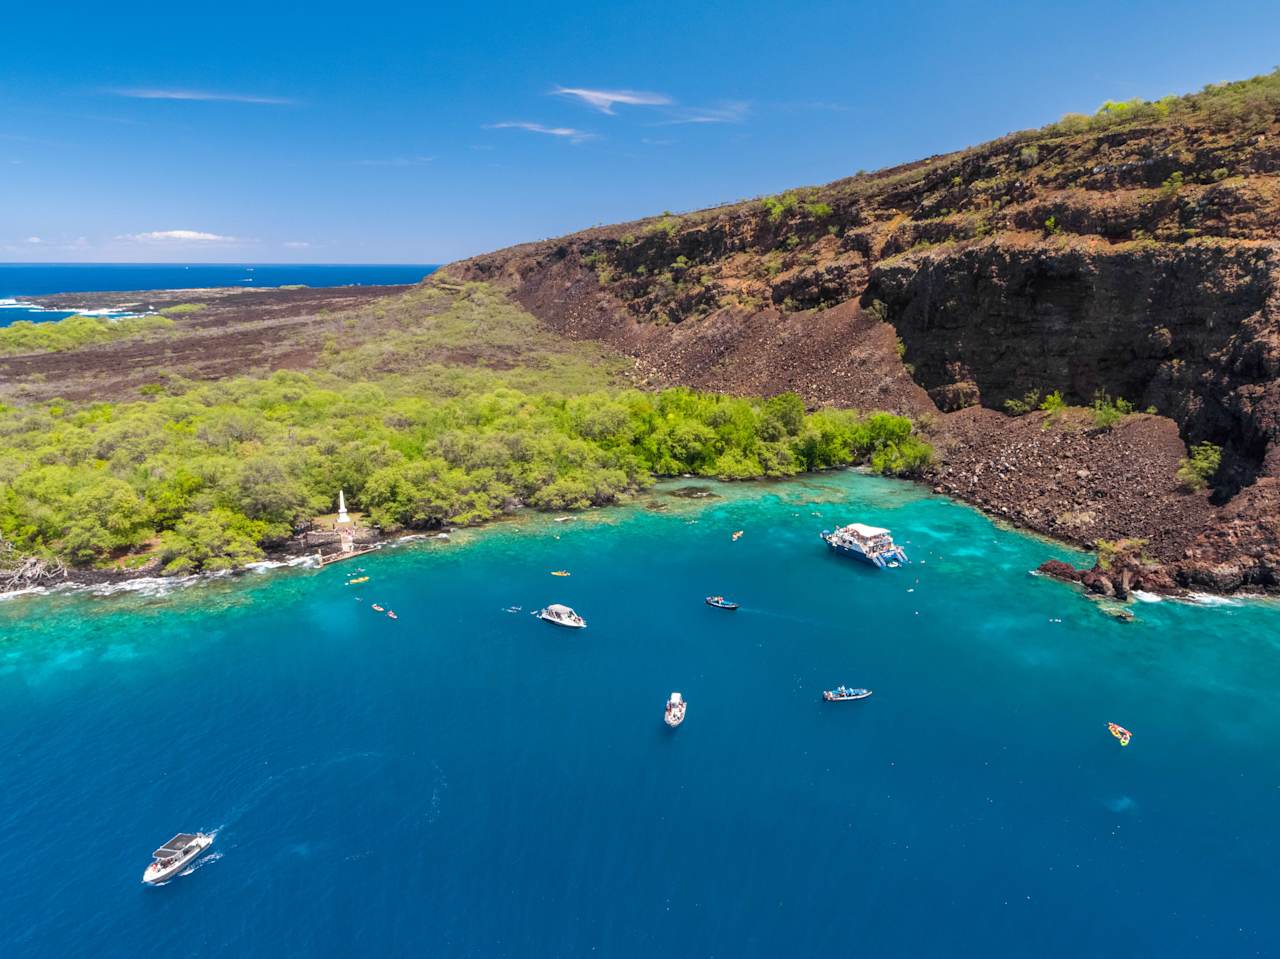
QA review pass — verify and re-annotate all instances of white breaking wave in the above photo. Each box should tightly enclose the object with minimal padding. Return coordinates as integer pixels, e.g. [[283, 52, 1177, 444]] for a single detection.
[[244, 555, 318, 573], [86, 575, 202, 598], [0, 302, 61, 312], [0, 584, 56, 602], [1131, 590, 1164, 603], [75, 308, 145, 318], [1186, 592, 1241, 607], [0, 299, 140, 318]]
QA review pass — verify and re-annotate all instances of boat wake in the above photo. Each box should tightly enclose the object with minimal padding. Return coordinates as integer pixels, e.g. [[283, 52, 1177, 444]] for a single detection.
[[220, 751, 384, 831], [178, 849, 222, 878], [427, 761, 448, 824]]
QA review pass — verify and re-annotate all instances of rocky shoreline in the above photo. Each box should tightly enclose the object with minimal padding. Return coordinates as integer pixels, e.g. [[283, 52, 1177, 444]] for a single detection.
[[0, 470, 1231, 602]]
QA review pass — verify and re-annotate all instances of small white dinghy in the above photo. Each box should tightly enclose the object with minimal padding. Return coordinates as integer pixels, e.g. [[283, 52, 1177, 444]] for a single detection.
[[143, 832, 213, 884], [664, 692, 686, 728], [534, 604, 586, 629]]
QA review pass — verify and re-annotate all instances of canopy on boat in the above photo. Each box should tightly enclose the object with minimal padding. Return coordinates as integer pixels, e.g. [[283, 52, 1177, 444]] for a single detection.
[[153, 834, 199, 858], [844, 523, 889, 538], [546, 604, 574, 615]]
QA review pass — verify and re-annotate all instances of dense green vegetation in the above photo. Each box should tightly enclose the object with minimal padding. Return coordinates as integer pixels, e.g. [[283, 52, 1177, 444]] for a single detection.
[[0, 284, 932, 575], [159, 303, 206, 316], [0, 313, 173, 356]]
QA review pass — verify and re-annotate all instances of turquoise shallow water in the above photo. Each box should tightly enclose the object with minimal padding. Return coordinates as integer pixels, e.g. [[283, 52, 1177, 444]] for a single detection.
[[1, 472, 1278, 957]]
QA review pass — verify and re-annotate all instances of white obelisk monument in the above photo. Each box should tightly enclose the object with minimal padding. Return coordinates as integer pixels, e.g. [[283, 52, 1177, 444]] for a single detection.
[[337, 489, 351, 525]]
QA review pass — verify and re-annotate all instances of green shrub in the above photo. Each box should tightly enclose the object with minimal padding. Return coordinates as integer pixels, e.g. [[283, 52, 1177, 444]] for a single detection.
[[1091, 391, 1135, 430], [1176, 441, 1222, 492], [1044, 215, 1062, 236], [1003, 389, 1043, 416], [1095, 537, 1149, 571], [761, 191, 800, 223], [1039, 390, 1066, 413], [160, 303, 206, 316], [804, 201, 833, 219], [1160, 171, 1185, 199]]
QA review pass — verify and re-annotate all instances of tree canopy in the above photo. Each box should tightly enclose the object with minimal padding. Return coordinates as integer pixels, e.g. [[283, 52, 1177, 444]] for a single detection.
[[0, 372, 931, 574]]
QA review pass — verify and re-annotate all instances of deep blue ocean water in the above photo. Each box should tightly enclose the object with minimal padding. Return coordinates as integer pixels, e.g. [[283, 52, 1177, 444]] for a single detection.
[[1, 472, 1277, 957], [0, 264, 437, 325]]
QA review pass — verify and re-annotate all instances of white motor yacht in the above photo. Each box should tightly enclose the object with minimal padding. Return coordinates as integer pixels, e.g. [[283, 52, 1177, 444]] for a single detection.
[[664, 692, 686, 727], [534, 604, 586, 628], [142, 832, 213, 884]]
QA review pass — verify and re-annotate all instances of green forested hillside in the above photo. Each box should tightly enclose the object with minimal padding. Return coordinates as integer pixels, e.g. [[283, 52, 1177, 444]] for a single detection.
[[0, 284, 931, 574]]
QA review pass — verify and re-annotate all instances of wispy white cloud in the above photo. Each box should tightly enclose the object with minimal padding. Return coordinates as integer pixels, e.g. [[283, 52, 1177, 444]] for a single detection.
[[552, 86, 672, 115], [659, 101, 751, 125], [25, 236, 42, 244], [283, 241, 311, 249], [486, 121, 595, 143], [352, 155, 434, 167], [107, 87, 295, 106], [123, 229, 238, 243]]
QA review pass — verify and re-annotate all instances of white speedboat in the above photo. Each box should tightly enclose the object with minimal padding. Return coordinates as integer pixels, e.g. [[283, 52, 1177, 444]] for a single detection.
[[534, 604, 586, 628], [142, 832, 213, 884], [664, 692, 686, 727], [823, 685, 873, 702]]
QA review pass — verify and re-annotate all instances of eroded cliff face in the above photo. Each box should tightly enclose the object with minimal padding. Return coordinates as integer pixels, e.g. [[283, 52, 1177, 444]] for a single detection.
[[873, 240, 1280, 495], [446, 96, 1280, 592]]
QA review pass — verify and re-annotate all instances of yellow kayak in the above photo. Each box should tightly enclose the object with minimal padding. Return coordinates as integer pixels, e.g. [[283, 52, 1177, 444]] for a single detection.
[[550, 570, 571, 577], [347, 576, 369, 585]]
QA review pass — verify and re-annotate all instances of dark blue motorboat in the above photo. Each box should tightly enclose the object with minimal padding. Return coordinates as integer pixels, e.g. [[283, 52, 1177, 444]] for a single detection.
[[705, 595, 739, 610]]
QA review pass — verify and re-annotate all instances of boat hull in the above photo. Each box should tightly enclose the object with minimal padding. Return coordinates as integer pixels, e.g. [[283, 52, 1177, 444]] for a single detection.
[[143, 835, 212, 884], [536, 611, 586, 628], [820, 534, 907, 568], [823, 690, 872, 701]]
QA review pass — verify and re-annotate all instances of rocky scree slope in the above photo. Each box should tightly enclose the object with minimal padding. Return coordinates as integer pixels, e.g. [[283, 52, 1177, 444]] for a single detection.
[[445, 73, 1280, 593]]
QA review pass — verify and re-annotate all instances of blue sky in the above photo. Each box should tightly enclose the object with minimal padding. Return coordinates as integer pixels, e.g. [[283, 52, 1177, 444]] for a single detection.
[[4, 0, 1279, 264]]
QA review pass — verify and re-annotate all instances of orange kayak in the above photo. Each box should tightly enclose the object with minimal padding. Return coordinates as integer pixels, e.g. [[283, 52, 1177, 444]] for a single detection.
[[1107, 722, 1132, 746]]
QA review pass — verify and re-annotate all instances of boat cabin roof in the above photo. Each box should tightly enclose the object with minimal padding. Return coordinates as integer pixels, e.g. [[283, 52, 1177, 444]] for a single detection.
[[546, 604, 574, 614], [153, 834, 199, 858], [844, 523, 889, 538]]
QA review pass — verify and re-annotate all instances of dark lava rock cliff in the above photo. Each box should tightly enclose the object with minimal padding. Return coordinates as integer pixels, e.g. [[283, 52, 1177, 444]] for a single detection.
[[445, 74, 1280, 593]]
